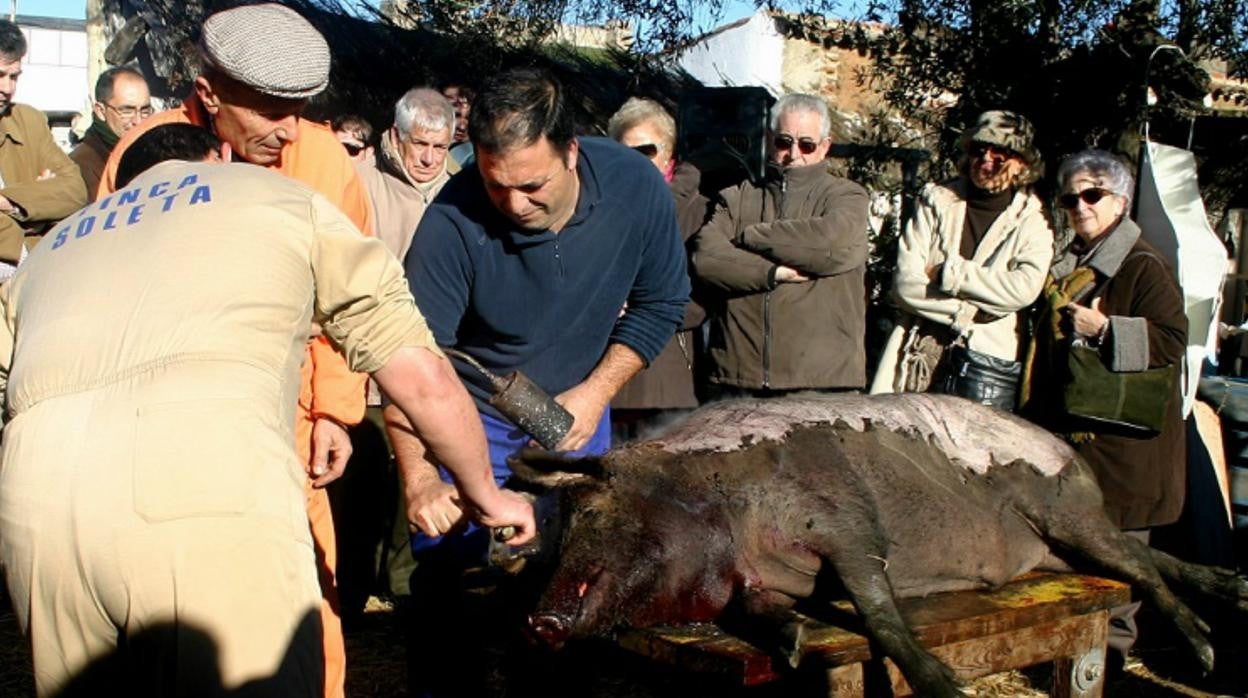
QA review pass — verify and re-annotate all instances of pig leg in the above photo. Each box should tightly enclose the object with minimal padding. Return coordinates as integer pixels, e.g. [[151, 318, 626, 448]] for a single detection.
[[1129, 540, 1248, 613], [799, 500, 964, 698], [828, 549, 965, 697], [1037, 518, 1215, 672], [723, 588, 814, 670]]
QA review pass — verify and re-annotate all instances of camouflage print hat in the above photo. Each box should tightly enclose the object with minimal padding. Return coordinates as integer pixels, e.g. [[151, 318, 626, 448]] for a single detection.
[[961, 110, 1043, 174]]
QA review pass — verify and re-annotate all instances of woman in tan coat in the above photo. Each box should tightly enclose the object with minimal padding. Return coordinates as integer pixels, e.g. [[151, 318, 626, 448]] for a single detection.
[[871, 110, 1053, 411]]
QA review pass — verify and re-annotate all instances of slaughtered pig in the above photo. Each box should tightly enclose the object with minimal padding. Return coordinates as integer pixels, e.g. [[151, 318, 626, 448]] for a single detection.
[[513, 394, 1248, 698]]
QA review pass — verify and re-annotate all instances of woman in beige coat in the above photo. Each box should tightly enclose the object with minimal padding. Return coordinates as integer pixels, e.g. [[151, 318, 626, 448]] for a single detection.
[[871, 110, 1054, 410]]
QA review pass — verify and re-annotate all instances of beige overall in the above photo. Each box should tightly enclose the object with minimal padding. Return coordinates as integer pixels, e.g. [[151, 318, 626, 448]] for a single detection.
[[0, 161, 432, 695]]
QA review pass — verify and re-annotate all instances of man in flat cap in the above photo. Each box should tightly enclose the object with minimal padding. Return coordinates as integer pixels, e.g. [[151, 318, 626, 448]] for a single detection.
[[0, 123, 534, 697], [98, 5, 373, 697]]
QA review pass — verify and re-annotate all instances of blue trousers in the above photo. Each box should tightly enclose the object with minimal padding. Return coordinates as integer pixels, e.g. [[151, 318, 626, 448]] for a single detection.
[[409, 408, 611, 566]]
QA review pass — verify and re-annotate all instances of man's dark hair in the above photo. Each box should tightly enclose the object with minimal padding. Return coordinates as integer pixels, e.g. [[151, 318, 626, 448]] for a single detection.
[[0, 20, 27, 61], [331, 113, 373, 143], [468, 67, 574, 155], [116, 124, 222, 188], [95, 66, 147, 102]]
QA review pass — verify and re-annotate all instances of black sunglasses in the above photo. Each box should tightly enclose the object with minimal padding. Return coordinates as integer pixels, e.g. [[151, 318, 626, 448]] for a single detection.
[[968, 141, 1017, 161], [773, 134, 821, 155], [630, 143, 660, 158], [1059, 188, 1113, 209], [341, 142, 366, 156]]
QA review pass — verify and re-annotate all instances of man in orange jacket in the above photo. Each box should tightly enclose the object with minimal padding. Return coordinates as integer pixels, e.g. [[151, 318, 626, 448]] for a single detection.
[[99, 6, 371, 696]]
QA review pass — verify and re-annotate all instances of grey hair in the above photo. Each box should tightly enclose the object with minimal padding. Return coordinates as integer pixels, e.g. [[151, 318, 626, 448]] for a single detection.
[[394, 87, 454, 136], [606, 97, 676, 152], [770, 93, 830, 139], [1056, 149, 1135, 208]]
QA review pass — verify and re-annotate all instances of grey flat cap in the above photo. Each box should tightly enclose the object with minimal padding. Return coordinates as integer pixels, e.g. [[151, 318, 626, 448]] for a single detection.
[[200, 3, 330, 99]]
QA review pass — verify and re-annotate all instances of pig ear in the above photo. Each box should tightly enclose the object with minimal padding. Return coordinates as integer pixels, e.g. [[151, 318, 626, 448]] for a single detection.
[[507, 449, 605, 488]]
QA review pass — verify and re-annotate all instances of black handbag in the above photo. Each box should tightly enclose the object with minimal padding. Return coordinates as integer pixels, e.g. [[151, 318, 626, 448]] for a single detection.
[[935, 344, 1022, 411], [1063, 343, 1174, 435]]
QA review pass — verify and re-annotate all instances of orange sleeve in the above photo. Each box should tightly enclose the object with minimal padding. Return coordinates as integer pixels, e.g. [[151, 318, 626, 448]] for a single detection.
[[307, 149, 375, 425], [97, 107, 194, 198], [307, 334, 368, 426]]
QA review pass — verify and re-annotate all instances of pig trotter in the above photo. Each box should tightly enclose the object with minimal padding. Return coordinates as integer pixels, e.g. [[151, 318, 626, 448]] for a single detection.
[[723, 590, 811, 669], [1138, 542, 1248, 613], [1040, 519, 1217, 672]]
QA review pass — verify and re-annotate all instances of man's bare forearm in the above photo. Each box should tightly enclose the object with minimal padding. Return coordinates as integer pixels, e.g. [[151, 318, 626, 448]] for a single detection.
[[383, 403, 440, 487], [584, 343, 645, 400], [374, 346, 498, 508]]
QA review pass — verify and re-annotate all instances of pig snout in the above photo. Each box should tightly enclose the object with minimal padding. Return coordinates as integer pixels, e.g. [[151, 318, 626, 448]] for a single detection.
[[528, 611, 573, 649]]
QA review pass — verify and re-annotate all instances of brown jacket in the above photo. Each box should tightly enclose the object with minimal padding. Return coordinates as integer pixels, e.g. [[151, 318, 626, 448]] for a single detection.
[[692, 161, 870, 390], [1025, 218, 1187, 529], [0, 104, 88, 263], [613, 161, 711, 409], [69, 126, 112, 203]]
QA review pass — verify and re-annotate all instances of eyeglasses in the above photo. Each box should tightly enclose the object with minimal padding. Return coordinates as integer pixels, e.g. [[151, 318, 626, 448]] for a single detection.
[[341, 142, 366, 156], [103, 103, 154, 120], [968, 142, 1016, 162], [630, 143, 660, 158], [773, 134, 821, 155], [1059, 187, 1113, 209]]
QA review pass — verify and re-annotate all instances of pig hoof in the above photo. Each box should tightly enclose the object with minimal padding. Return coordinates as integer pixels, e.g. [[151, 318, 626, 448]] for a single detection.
[[1196, 642, 1215, 674], [528, 612, 571, 650], [780, 622, 808, 669], [906, 655, 964, 698]]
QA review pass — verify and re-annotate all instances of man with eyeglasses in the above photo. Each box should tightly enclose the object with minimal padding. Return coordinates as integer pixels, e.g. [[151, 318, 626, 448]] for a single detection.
[[70, 67, 153, 201], [96, 6, 375, 697], [0, 19, 87, 280], [440, 82, 474, 166], [692, 92, 869, 397]]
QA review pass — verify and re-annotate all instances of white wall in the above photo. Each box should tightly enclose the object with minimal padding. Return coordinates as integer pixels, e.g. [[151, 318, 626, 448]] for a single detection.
[[18, 21, 90, 115], [676, 10, 784, 95]]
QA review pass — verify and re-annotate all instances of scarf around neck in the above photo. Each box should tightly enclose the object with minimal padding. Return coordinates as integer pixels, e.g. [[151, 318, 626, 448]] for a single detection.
[[88, 117, 120, 150]]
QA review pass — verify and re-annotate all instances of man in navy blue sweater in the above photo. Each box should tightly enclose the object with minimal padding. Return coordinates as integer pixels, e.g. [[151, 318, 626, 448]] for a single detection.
[[383, 67, 687, 551], [383, 66, 687, 696]]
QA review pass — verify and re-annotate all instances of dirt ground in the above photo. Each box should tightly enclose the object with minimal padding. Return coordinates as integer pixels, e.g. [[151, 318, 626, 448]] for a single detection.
[[3, 593, 1245, 697]]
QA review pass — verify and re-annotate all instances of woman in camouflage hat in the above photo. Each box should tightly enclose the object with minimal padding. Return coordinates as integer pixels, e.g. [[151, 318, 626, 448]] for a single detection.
[[870, 110, 1054, 411]]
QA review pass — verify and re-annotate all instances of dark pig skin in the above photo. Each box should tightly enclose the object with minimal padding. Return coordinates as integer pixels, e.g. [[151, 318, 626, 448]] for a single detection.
[[518, 394, 1248, 698]]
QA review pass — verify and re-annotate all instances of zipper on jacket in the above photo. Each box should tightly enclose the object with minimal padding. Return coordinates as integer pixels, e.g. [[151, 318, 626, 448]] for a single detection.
[[760, 173, 785, 390], [763, 291, 772, 388]]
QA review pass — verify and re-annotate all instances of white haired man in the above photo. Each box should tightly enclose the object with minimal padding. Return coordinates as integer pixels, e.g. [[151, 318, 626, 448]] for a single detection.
[[691, 93, 870, 395], [359, 86, 459, 261]]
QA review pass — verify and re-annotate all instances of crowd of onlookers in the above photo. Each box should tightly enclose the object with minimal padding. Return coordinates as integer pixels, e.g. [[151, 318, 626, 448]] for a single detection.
[[0, 1, 1215, 695]]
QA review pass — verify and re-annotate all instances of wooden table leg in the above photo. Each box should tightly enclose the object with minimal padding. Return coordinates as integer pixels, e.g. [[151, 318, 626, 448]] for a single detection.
[[1050, 610, 1109, 698]]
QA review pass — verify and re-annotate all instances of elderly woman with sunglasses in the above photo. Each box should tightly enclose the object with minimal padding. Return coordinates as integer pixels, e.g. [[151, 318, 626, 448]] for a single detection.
[[871, 110, 1053, 411], [605, 97, 711, 439], [1019, 148, 1187, 661], [1021, 149, 1187, 533]]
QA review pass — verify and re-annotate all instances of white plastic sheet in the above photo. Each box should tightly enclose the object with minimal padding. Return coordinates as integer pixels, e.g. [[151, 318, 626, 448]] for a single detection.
[[1135, 139, 1229, 418]]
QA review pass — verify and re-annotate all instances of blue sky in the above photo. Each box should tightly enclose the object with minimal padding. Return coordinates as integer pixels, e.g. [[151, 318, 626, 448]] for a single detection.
[[25, 0, 85, 18]]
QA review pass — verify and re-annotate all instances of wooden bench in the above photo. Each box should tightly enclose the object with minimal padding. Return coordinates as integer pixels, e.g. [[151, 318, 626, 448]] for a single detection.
[[615, 573, 1130, 697]]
